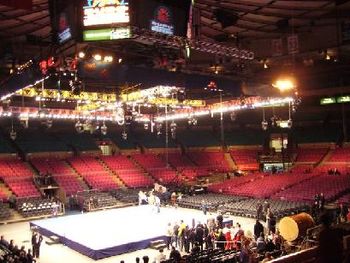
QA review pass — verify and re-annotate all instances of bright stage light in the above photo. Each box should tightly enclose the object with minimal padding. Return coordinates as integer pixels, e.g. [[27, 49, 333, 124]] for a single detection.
[[104, 56, 113, 63], [93, 54, 102, 61], [78, 52, 86, 59], [272, 78, 296, 92]]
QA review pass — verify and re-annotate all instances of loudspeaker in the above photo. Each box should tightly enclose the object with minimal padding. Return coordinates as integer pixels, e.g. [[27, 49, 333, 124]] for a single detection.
[[213, 9, 238, 28]]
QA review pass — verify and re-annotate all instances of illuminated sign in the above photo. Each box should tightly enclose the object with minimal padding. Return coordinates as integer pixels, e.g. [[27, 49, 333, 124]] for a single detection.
[[320, 97, 336, 105], [150, 5, 174, 35], [337, 96, 350, 103], [83, 0, 129, 27], [57, 13, 72, 43], [83, 27, 131, 41]]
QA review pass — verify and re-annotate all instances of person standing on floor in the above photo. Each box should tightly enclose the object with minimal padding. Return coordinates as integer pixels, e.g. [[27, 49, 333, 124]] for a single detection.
[[33, 233, 43, 258]]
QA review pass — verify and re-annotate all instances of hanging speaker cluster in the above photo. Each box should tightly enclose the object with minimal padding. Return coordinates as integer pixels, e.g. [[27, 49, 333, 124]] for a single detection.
[[213, 9, 238, 29]]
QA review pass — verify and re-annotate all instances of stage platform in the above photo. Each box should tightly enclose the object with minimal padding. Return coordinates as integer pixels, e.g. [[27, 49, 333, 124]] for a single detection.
[[30, 205, 215, 260]]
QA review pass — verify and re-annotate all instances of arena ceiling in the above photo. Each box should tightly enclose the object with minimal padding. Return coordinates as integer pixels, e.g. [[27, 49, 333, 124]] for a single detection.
[[0, 0, 350, 88]]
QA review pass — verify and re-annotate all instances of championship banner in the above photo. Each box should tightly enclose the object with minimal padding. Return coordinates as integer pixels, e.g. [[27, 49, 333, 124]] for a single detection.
[[271, 38, 283, 56], [287, 35, 299, 55], [0, 0, 32, 9]]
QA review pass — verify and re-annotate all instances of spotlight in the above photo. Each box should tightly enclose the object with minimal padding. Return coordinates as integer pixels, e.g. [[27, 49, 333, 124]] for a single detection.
[[192, 117, 197, 126], [287, 119, 293, 128], [93, 54, 102, 61], [261, 120, 268, 131], [78, 52, 85, 59], [9, 129, 16, 140], [75, 121, 84, 133], [122, 130, 128, 140], [101, 122, 107, 135], [144, 123, 149, 130], [104, 56, 113, 63]]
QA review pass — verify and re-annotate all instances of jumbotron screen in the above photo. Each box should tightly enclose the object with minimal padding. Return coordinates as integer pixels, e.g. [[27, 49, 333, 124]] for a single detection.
[[82, 0, 131, 41], [130, 0, 192, 37]]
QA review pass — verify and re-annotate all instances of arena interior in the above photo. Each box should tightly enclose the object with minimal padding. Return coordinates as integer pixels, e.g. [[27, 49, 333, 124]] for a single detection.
[[0, 0, 350, 262]]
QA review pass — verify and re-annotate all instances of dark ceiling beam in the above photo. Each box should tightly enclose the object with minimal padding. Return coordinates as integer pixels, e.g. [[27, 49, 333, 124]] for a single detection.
[[196, 0, 332, 20], [201, 12, 276, 33], [0, 14, 50, 32], [0, 0, 47, 13], [197, 5, 277, 27], [0, 3, 48, 19], [199, 0, 335, 39], [219, 0, 335, 12], [0, 11, 49, 30]]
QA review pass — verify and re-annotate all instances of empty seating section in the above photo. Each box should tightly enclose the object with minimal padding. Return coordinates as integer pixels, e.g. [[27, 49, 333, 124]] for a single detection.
[[0, 159, 34, 179], [57, 133, 99, 151], [178, 193, 243, 211], [274, 174, 350, 202], [207, 173, 260, 194], [165, 153, 194, 168], [76, 191, 119, 211], [101, 155, 153, 187], [68, 157, 118, 190], [187, 152, 230, 172], [230, 149, 259, 170], [31, 158, 84, 195], [327, 147, 350, 162], [15, 130, 70, 153], [210, 173, 315, 199], [17, 197, 61, 217], [295, 148, 328, 163], [218, 198, 309, 219], [0, 160, 40, 197], [161, 153, 206, 181], [0, 203, 11, 220], [31, 158, 73, 176], [289, 164, 314, 173], [54, 175, 85, 195], [5, 178, 40, 197], [132, 154, 176, 184]]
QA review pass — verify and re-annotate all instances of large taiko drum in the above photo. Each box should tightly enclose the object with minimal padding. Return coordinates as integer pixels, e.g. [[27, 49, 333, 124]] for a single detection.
[[279, 212, 315, 242]]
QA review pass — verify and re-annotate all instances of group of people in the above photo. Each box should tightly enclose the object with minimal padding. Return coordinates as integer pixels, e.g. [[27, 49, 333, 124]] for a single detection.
[[138, 190, 161, 213], [159, 213, 284, 263], [0, 234, 38, 263]]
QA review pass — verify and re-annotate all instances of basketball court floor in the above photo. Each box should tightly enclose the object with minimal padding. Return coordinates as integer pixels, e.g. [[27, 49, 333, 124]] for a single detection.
[[0, 206, 257, 262]]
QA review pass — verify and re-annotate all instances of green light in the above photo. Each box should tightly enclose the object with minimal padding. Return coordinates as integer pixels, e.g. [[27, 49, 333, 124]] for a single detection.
[[83, 27, 131, 41], [337, 96, 350, 103], [320, 97, 336, 105]]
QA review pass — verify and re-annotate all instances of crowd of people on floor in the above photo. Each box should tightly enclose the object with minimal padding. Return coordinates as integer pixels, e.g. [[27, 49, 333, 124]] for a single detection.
[[121, 212, 285, 263], [0, 232, 41, 263]]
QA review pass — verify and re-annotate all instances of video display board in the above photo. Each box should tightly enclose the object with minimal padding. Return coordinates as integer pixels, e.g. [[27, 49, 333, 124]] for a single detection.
[[130, 0, 191, 37], [82, 0, 131, 41]]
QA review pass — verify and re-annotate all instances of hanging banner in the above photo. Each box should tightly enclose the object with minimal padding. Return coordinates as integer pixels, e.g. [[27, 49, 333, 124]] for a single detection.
[[271, 38, 283, 56], [0, 0, 32, 9], [287, 35, 299, 54]]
